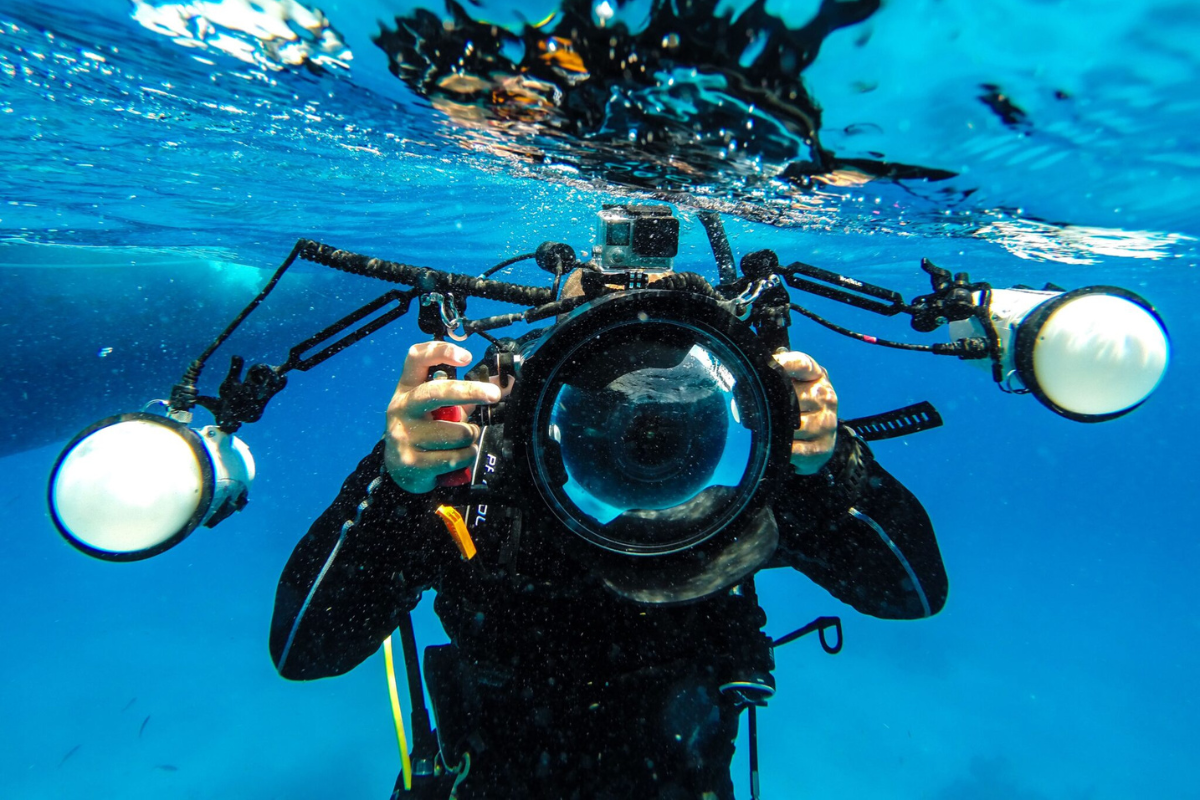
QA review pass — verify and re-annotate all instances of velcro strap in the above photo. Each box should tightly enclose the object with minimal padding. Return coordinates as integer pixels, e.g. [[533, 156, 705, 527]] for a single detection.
[[841, 401, 942, 442]]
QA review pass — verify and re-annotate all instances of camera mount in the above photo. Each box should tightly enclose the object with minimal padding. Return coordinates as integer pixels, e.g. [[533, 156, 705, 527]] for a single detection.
[[161, 226, 1002, 435]]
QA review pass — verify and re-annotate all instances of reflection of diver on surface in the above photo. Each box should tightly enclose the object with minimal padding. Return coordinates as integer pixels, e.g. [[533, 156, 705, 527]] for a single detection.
[[48, 204, 1169, 799], [373, 0, 956, 195], [268, 208, 948, 799]]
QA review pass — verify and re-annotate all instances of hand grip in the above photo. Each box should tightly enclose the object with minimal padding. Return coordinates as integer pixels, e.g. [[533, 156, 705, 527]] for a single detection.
[[430, 365, 473, 488]]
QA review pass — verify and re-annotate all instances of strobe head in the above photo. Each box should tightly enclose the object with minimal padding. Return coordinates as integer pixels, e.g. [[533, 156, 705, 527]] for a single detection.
[[952, 286, 1170, 422], [507, 290, 795, 604], [1014, 287, 1169, 421], [48, 413, 255, 561]]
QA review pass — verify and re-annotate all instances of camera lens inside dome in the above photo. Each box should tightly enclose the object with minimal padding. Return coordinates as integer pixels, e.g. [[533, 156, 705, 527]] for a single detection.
[[554, 341, 730, 510], [531, 318, 769, 555]]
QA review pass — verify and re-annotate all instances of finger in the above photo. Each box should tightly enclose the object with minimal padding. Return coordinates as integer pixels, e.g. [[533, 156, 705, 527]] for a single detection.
[[406, 420, 481, 451], [462, 373, 517, 416], [773, 351, 825, 383], [492, 373, 516, 398], [793, 381, 838, 416], [396, 341, 475, 393], [790, 435, 837, 475], [388, 444, 478, 478], [792, 408, 838, 441], [794, 392, 823, 415], [403, 379, 501, 417], [791, 435, 835, 458]]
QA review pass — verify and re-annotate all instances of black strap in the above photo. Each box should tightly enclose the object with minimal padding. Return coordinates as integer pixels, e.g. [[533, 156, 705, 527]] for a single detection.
[[748, 704, 762, 800], [841, 401, 942, 442], [398, 615, 440, 776], [772, 616, 843, 652], [744, 616, 843, 799], [698, 211, 738, 286]]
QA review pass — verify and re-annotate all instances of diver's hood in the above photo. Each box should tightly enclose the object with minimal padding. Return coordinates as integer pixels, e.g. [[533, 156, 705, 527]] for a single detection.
[[505, 289, 795, 604]]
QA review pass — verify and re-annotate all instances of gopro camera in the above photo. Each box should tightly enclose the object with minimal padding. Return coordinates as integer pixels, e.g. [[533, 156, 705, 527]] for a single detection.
[[593, 205, 679, 273]]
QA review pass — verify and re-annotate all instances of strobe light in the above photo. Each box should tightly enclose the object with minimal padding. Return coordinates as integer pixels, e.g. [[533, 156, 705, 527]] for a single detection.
[[950, 286, 1170, 422], [48, 413, 254, 561]]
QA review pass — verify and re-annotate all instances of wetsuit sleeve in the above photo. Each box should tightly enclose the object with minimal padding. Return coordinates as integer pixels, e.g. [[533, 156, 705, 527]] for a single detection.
[[269, 441, 455, 680], [771, 426, 949, 620]]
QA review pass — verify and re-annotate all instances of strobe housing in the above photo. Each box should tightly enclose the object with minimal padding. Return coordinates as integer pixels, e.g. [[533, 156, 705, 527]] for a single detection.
[[504, 290, 797, 603], [49, 413, 255, 561], [950, 286, 1170, 422]]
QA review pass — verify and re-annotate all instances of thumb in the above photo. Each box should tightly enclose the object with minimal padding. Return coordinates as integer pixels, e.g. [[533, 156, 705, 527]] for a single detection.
[[773, 351, 825, 382]]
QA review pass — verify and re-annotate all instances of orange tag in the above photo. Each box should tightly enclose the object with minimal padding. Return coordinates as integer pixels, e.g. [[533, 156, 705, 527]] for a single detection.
[[435, 505, 476, 561]]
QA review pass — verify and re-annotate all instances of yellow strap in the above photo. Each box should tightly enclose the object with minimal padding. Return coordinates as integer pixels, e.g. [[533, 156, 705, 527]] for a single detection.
[[387, 506, 473, 791], [435, 505, 477, 561], [383, 635, 413, 791]]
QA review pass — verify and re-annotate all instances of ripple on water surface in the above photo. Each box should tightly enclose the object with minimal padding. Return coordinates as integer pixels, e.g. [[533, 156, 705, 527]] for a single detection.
[[0, 0, 1196, 263]]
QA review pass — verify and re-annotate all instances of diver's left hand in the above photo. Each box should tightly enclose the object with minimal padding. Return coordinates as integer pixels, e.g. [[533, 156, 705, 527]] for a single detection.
[[773, 351, 838, 475]]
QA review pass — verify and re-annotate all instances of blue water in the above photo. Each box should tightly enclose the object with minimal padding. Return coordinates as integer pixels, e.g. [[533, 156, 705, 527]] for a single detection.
[[2, 1, 1197, 798]]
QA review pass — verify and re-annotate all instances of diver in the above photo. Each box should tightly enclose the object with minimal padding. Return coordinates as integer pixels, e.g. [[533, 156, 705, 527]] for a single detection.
[[267, 206, 949, 799], [45, 200, 1167, 799]]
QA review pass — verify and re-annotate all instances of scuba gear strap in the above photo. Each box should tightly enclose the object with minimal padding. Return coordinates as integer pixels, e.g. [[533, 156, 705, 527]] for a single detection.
[[383, 635, 413, 790], [386, 504, 486, 797], [740, 615, 844, 800], [387, 613, 453, 799]]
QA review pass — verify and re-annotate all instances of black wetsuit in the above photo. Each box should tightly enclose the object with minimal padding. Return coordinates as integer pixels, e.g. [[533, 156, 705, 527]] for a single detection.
[[270, 428, 947, 799]]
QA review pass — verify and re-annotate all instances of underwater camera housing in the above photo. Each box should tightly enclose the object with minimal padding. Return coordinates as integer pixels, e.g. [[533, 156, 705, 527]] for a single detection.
[[468, 289, 797, 604], [593, 204, 679, 273], [40, 206, 1172, 800], [45, 207, 1169, 571]]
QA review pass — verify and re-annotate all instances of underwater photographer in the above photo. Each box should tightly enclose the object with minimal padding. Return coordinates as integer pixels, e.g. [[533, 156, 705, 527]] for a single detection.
[[47, 202, 1168, 799], [267, 206, 948, 799]]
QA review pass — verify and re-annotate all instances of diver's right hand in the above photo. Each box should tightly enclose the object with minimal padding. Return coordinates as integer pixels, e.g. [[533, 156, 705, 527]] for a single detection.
[[384, 341, 501, 494]]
